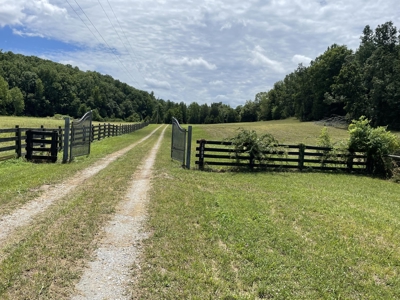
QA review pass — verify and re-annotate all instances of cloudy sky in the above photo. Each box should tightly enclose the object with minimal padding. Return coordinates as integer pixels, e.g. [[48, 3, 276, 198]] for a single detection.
[[0, 0, 399, 107]]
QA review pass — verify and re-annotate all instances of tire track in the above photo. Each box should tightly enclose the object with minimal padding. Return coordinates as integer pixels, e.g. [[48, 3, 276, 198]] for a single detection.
[[0, 126, 162, 245], [71, 125, 167, 300]]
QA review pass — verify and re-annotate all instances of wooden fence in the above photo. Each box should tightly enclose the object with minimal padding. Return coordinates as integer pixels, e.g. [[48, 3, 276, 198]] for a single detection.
[[195, 140, 367, 172], [0, 122, 148, 162]]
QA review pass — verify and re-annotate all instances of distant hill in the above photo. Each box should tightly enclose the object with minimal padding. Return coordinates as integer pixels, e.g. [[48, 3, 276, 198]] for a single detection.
[[0, 50, 157, 122]]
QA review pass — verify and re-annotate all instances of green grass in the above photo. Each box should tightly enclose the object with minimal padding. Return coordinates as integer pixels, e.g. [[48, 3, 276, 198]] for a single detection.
[[2, 119, 400, 299], [0, 125, 165, 299], [193, 118, 350, 144], [134, 123, 400, 299], [0, 124, 159, 215], [0, 115, 138, 129]]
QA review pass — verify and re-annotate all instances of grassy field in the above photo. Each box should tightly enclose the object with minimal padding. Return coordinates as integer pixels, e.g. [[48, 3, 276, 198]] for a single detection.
[[135, 120, 400, 299], [1, 118, 400, 299], [0, 115, 137, 129], [193, 118, 350, 144]]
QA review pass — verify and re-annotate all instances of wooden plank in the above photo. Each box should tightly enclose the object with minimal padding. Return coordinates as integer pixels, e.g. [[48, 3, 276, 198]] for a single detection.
[[30, 155, 57, 160], [31, 147, 51, 152], [0, 154, 15, 161], [0, 145, 16, 152], [30, 138, 53, 144], [305, 145, 332, 151], [196, 140, 233, 145], [0, 128, 17, 134], [0, 136, 16, 143]]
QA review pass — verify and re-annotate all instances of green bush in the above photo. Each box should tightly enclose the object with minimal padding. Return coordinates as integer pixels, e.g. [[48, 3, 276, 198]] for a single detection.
[[348, 116, 400, 177], [228, 128, 285, 167]]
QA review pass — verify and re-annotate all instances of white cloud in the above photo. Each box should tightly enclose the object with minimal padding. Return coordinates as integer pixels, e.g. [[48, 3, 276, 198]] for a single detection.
[[210, 80, 223, 86], [144, 78, 171, 90], [166, 57, 217, 70], [0, 2, 26, 26], [292, 54, 313, 66], [250, 46, 285, 73], [220, 22, 232, 31], [215, 94, 228, 100]]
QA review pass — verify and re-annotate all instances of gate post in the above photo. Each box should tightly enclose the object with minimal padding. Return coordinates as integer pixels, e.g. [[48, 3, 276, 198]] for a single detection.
[[186, 126, 192, 169], [63, 118, 70, 163]]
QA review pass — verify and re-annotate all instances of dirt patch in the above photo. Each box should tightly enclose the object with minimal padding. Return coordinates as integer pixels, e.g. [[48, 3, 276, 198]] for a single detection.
[[0, 126, 162, 245], [70, 125, 167, 299]]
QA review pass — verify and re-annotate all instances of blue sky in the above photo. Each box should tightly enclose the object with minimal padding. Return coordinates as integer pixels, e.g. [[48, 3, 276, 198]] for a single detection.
[[0, 0, 399, 107]]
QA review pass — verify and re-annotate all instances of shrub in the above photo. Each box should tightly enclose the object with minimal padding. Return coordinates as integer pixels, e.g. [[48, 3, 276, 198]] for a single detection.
[[228, 128, 285, 167], [348, 116, 400, 177]]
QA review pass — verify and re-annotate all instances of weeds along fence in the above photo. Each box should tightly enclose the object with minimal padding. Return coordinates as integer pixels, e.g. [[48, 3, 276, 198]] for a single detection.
[[195, 140, 367, 172], [0, 122, 148, 162]]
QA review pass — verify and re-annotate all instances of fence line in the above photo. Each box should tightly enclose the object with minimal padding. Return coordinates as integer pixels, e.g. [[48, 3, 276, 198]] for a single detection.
[[195, 140, 367, 172], [0, 122, 148, 162]]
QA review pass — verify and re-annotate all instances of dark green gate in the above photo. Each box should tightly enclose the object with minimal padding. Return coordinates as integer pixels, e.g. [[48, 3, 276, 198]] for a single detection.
[[171, 117, 192, 169], [70, 110, 93, 161]]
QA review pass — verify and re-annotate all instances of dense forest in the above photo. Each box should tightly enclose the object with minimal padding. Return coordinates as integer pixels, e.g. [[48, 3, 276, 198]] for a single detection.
[[252, 21, 400, 129], [0, 21, 399, 127], [0, 50, 240, 124]]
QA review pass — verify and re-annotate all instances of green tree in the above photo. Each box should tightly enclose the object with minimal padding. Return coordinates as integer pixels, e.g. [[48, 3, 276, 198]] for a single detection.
[[0, 75, 10, 114], [8, 87, 24, 115]]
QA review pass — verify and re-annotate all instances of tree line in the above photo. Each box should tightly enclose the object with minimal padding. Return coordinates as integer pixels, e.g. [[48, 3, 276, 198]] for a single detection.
[[249, 21, 400, 129], [0, 50, 243, 124]]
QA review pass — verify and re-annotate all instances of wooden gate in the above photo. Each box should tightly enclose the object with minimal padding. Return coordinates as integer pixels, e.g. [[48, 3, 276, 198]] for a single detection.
[[25, 130, 59, 163]]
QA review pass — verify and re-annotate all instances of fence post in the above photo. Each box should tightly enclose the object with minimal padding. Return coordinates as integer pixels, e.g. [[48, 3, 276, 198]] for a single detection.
[[25, 130, 33, 161], [51, 130, 58, 163], [298, 144, 305, 171], [108, 123, 111, 137], [249, 152, 255, 170], [198, 139, 206, 170], [63, 118, 70, 163], [58, 126, 63, 152], [40, 125, 45, 148], [347, 150, 354, 172], [15, 125, 22, 158], [186, 126, 192, 169]]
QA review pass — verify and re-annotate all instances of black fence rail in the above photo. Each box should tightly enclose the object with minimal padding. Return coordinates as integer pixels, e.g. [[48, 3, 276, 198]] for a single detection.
[[195, 140, 367, 172], [0, 122, 148, 162]]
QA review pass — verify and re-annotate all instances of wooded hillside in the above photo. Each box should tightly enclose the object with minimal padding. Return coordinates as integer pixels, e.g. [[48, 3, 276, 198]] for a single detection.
[[252, 21, 400, 129]]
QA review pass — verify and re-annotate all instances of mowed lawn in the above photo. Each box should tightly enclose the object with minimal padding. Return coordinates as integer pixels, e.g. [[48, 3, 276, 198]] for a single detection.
[[136, 120, 400, 299]]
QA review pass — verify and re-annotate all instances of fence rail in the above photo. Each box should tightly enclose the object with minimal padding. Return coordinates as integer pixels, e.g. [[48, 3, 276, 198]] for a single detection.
[[0, 122, 148, 162], [195, 140, 367, 172]]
